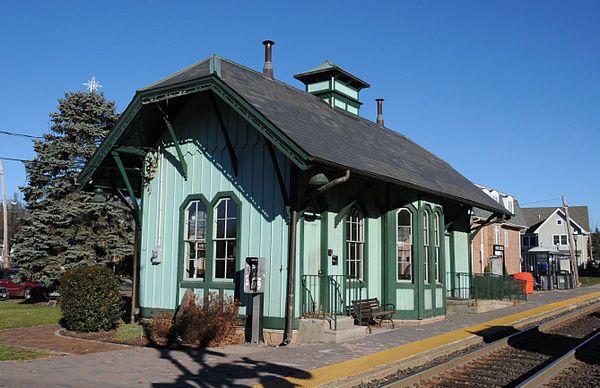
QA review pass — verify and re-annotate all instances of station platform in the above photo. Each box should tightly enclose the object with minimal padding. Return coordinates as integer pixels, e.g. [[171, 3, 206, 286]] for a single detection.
[[1, 284, 600, 388]]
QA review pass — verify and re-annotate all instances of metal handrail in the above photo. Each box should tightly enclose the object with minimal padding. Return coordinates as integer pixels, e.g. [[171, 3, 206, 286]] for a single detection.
[[300, 274, 366, 330]]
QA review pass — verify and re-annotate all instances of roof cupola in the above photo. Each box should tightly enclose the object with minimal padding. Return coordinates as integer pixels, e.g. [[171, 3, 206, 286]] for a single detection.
[[294, 60, 370, 116]]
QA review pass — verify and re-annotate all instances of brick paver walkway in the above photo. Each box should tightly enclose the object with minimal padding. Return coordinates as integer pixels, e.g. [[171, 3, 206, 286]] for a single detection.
[[0, 324, 127, 355], [0, 285, 599, 387]]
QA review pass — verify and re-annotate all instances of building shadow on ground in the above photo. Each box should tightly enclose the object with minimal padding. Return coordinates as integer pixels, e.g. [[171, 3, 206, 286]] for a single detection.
[[144, 329, 310, 387]]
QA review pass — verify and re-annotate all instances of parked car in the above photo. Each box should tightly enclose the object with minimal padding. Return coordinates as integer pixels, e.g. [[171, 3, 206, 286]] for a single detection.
[[0, 268, 45, 299], [0, 286, 8, 300]]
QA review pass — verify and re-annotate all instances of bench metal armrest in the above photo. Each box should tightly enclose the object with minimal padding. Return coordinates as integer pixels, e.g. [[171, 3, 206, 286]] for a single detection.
[[381, 303, 395, 311]]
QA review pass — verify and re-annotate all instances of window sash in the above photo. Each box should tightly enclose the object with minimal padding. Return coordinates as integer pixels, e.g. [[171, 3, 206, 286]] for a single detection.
[[346, 210, 364, 280], [214, 198, 237, 280], [184, 200, 207, 280], [397, 209, 412, 282], [423, 212, 429, 283]]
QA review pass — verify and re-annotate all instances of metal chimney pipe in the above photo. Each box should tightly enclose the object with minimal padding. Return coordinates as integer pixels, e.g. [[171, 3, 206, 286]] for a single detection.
[[262, 40, 275, 79], [376, 98, 384, 127]]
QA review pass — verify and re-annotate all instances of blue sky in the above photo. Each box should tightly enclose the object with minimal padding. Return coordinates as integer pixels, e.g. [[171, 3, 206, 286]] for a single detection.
[[1, 1, 599, 229]]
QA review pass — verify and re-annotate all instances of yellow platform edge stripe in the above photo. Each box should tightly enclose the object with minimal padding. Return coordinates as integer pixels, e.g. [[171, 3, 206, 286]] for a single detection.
[[258, 290, 600, 388]]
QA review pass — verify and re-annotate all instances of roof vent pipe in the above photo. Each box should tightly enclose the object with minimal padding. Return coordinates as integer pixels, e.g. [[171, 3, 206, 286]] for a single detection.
[[262, 40, 275, 79], [376, 98, 384, 127]]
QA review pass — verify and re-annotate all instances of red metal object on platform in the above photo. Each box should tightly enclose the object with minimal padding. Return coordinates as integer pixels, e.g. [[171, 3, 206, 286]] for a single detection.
[[514, 272, 534, 294]]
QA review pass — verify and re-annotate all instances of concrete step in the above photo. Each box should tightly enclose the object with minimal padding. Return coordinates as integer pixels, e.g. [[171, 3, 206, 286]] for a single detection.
[[298, 317, 366, 344], [327, 315, 356, 331], [447, 298, 517, 314]]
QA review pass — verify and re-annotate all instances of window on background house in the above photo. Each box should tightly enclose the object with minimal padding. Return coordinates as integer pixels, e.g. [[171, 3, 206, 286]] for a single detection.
[[494, 225, 500, 245], [434, 213, 440, 282], [214, 197, 237, 280], [423, 211, 430, 283], [346, 208, 364, 280], [491, 191, 499, 202], [397, 209, 412, 281], [504, 229, 509, 247], [553, 234, 568, 246], [184, 200, 207, 280], [556, 219, 562, 225]]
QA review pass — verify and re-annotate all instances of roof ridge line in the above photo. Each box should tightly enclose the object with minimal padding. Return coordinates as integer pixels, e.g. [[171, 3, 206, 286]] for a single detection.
[[139, 56, 213, 91]]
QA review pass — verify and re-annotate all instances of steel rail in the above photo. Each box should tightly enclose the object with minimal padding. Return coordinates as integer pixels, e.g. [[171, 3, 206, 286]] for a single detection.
[[517, 330, 600, 388], [383, 301, 600, 388]]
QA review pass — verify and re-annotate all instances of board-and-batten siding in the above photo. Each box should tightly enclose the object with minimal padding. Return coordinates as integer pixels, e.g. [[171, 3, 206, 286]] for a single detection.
[[139, 93, 290, 319]]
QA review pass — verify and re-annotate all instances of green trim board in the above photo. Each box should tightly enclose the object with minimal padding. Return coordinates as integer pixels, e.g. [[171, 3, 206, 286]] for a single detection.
[[156, 103, 188, 180]]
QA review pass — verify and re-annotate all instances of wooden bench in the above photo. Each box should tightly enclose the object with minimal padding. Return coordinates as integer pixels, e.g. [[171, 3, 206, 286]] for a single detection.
[[351, 298, 395, 333]]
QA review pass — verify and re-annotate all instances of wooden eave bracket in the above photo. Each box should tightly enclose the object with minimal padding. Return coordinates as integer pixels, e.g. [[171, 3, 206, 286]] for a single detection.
[[156, 103, 188, 180], [209, 93, 238, 176], [114, 146, 147, 157], [111, 150, 141, 224], [469, 212, 501, 241]]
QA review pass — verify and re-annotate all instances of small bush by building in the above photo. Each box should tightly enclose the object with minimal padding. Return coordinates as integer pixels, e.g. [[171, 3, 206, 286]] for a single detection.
[[175, 292, 240, 347], [58, 265, 122, 332]]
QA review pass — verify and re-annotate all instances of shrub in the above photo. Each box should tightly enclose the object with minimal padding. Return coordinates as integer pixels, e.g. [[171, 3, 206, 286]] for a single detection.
[[175, 292, 240, 347], [58, 265, 122, 332], [149, 311, 174, 340]]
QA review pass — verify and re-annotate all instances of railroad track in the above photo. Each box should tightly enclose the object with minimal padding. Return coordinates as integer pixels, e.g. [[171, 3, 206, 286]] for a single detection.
[[519, 329, 600, 387], [383, 302, 600, 387]]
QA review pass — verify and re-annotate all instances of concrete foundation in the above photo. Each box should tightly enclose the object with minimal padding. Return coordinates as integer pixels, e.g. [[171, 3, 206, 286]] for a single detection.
[[446, 299, 518, 314]]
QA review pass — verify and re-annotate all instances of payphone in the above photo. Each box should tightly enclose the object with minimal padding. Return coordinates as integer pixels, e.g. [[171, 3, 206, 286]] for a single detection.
[[244, 257, 266, 344]]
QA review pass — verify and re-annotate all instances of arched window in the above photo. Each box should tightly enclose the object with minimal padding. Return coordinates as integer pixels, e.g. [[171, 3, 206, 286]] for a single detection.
[[397, 208, 412, 281], [423, 211, 430, 283], [214, 197, 237, 280], [184, 200, 207, 279], [434, 213, 440, 282], [346, 208, 364, 280]]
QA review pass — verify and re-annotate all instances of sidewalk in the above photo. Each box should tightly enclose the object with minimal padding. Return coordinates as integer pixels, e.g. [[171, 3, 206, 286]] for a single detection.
[[1, 285, 599, 388]]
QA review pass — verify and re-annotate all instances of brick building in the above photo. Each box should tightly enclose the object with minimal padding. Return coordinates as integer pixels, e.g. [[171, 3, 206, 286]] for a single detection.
[[471, 184, 528, 275]]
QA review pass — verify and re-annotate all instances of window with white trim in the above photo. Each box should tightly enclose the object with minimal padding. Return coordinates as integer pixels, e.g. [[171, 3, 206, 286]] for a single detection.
[[434, 213, 440, 282], [214, 197, 237, 280], [184, 200, 207, 280], [494, 225, 500, 245], [553, 234, 568, 246], [556, 219, 562, 225], [423, 211, 429, 283], [397, 209, 412, 281], [504, 229, 509, 247], [346, 208, 364, 280]]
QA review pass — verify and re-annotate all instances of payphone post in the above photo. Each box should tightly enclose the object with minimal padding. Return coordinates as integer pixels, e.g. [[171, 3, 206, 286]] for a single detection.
[[244, 257, 266, 344]]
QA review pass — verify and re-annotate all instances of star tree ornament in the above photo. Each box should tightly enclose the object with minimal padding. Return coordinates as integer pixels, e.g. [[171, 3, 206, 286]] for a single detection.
[[83, 77, 103, 93]]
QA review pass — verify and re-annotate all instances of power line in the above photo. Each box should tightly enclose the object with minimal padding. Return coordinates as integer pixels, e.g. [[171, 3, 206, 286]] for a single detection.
[[520, 198, 561, 205], [0, 130, 43, 139], [0, 157, 27, 163]]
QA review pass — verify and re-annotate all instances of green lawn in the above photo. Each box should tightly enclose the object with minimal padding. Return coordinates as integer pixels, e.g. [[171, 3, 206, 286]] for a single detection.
[[0, 344, 52, 361], [0, 299, 62, 330], [580, 276, 600, 287]]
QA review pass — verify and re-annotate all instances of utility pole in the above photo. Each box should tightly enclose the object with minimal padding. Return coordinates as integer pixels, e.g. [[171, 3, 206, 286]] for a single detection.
[[0, 160, 8, 268], [563, 195, 579, 286]]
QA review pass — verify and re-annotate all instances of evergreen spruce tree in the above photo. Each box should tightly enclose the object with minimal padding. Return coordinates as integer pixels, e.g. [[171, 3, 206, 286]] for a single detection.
[[12, 91, 134, 286]]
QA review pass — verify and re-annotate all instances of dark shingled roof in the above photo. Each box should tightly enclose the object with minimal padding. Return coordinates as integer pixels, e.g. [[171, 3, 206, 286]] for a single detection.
[[133, 56, 508, 214], [522, 206, 590, 233], [473, 199, 528, 229]]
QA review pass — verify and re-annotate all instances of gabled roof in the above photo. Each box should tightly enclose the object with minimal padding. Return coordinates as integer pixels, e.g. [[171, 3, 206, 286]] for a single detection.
[[522, 206, 590, 234], [78, 55, 509, 215], [471, 184, 527, 229]]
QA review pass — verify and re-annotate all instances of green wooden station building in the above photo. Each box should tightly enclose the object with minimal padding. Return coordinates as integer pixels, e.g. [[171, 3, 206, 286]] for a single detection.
[[78, 42, 509, 343]]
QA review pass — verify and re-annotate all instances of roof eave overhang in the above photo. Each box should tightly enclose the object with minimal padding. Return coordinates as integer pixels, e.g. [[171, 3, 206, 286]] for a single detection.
[[309, 156, 511, 217], [77, 74, 312, 195]]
